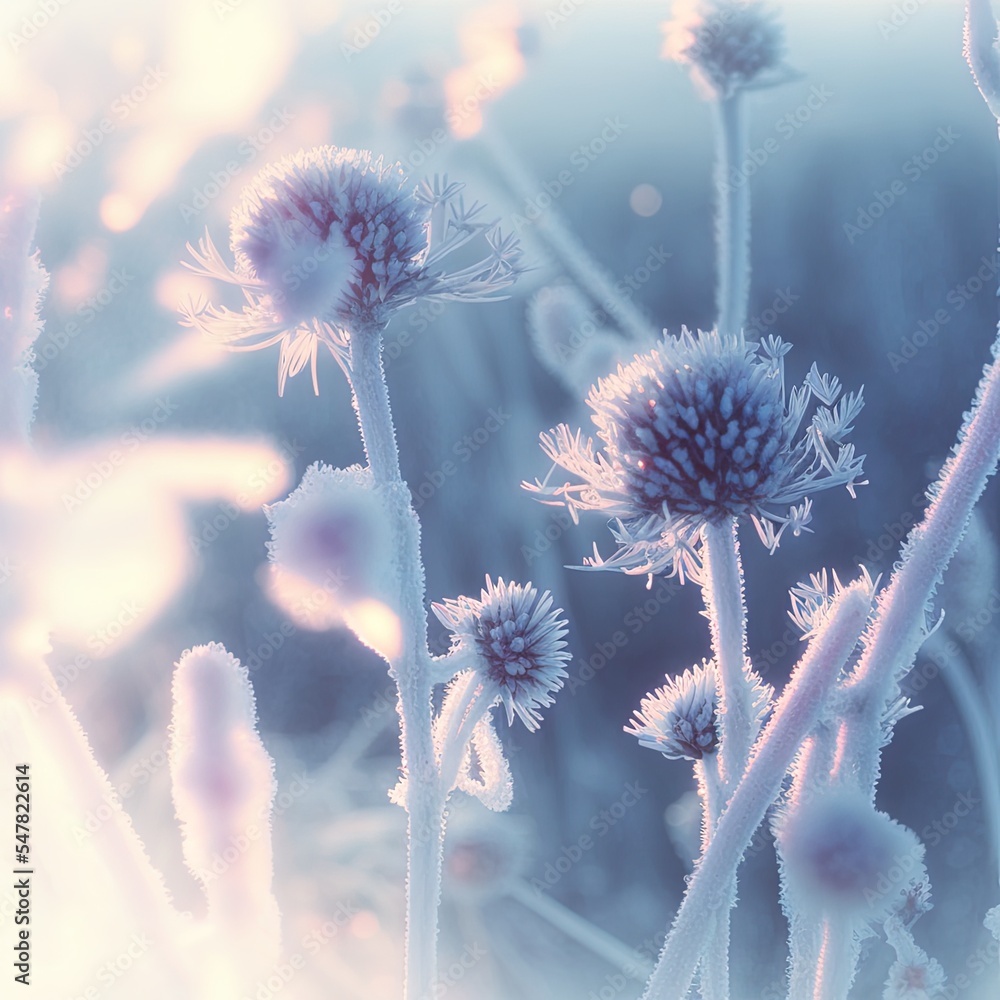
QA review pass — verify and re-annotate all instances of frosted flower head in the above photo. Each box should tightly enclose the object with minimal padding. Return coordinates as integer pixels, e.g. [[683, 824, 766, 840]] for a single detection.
[[527, 330, 865, 581], [433, 577, 570, 731], [663, 0, 789, 99], [182, 146, 522, 393], [883, 918, 947, 1000], [776, 786, 924, 919], [265, 462, 394, 608], [625, 661, 719, 760]]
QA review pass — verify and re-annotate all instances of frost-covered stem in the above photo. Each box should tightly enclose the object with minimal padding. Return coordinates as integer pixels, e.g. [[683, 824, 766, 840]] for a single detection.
[[784, 731, 836, 999], [927, 633, 1000, 884], [966, 0, 1000, 122], [507, 880, 653, 980], [478, 129, 658, 342], [715, 94, 750, 338], [812, 918, 858, 1000], [702, 519, 754, 791], [695, 752, 731, 1000], [640, 583, 871, 1000], [348, 323, 441, 1000], [436, 673, 494, 796], [839, 333, 1000, 794]]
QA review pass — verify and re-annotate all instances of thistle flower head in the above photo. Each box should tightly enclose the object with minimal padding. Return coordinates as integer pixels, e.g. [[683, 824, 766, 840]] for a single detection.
[[625, 661, 719, 760], [663, 0, 789, 99], [432, 577, 570, 731], [526, 329, 865, 581], [182, 146, 522, 393]]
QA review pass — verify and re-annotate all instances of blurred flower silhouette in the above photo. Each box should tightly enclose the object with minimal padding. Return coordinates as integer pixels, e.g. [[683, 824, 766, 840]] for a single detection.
[[181, 146, 522, 393], [433, 577, 570, 731], [663, 0, 791, 99], [528, 329, 865, 580]]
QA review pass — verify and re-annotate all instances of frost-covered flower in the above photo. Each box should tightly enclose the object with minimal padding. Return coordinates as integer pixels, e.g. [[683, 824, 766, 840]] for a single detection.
[[182, 146, 521, 393], [662, 0, 789, 99], [432, 577, 570, 731], [776, 786, 924, 919], [625, 661, 719, 760], [264, 461, 395, 612], [883, 918, 947, 1000], [527, 329, 865, 580]]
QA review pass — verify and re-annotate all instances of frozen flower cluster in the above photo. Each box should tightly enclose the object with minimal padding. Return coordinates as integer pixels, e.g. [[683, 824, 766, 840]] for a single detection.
[[663, 0, 789, 99], [625, 661, 719, 760], [528, 329, 865, 580], [183, 146, 522, 392], [433, 577, 570, 731]]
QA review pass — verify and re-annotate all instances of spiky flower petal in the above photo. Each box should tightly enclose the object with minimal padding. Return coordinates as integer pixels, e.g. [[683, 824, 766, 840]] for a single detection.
[[625, 661, 719, 760], [526, 329, 865, 580], [181, 147, 522, 393], [663, 0, 790, 99], [432, 577, 570, 732]]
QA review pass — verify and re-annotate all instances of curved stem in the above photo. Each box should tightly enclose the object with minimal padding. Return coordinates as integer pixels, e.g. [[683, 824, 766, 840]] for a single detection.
[[715, 94, 750, 338], [640, 583, 871, 1000], [348, 324, 441, 1000], [478, 129, 659, 344]]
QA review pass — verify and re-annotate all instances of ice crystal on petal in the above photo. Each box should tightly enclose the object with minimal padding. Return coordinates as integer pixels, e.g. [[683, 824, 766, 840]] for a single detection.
[[663, 0, 790, 99], [625, 661, 719, 760], [181, 147, 522, 393], [526, 329, 865, 579], [432, 577, 570, 732]]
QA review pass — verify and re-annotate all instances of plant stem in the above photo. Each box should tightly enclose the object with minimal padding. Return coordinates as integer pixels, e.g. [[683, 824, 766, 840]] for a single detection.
[[701, 519, 755, 792], [639, 582, 871, 1000], [507, 880, 653, 980], [348, 323, 441, 1000], [715, 94, 750, 338], [478, 129, 659, 343], [838, 332, 1000, 795], [813, 917, 858, 1000]]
